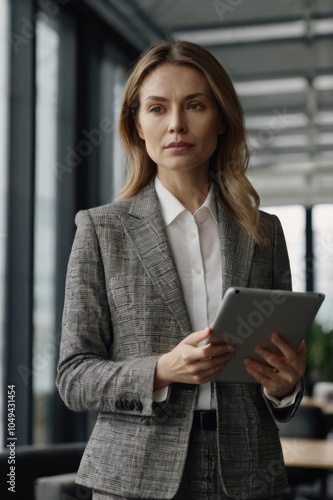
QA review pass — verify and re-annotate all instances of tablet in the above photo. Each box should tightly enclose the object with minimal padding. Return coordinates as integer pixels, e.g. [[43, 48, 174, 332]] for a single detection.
[[208, 287, 325, 383]]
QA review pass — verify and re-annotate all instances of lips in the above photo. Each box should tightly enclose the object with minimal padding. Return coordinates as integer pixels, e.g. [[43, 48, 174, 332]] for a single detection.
[[165, 141, 194, 152]]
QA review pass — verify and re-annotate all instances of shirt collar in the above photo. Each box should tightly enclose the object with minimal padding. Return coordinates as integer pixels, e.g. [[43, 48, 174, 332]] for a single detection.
[[155, 176, 218, 226]]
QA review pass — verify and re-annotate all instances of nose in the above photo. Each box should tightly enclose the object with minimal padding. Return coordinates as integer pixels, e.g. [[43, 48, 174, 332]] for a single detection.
[[167, 108, 187, 134]]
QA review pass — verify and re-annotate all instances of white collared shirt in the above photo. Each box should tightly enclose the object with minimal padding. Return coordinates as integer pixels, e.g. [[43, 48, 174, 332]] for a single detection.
[[155, 176, 221, 409], [154, 176, 299, 409]]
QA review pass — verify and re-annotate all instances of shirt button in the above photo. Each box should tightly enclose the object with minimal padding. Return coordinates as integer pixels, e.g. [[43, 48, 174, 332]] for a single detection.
[[190, 232, 196, 238], [195, 269, 202, 275]]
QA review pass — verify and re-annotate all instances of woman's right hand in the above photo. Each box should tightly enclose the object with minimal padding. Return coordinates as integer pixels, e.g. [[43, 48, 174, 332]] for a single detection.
[[154, 327, 235, 391]]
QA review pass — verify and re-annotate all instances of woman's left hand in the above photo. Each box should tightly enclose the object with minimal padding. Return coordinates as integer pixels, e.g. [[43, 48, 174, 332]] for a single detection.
[[244, 333, 307, 399]]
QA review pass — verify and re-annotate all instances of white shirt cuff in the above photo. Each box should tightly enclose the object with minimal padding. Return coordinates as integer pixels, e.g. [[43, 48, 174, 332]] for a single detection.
[[153, 386, 169, 403], [264, 380, 302, 408]]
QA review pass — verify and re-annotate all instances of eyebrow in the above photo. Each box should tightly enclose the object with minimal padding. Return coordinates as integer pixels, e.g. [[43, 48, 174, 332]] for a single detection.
[[144, 92, 211, 102]]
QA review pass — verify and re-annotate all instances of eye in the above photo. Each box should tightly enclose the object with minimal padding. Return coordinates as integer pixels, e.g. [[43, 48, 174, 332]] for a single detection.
[[188, 102, 203, 110], [149, 105, 163, 113]]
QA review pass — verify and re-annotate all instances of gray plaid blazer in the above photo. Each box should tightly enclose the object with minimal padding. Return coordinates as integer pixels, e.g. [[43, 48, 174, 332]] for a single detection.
[[57, 180, 302, 499]]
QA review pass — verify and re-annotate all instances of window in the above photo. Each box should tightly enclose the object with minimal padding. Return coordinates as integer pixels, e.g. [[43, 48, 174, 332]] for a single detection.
[[99, 44, 127, 203], [0, 0, 9, 447], [1, 0, 134, 447], [110, 64, 126, 198], [262, 205, 306, 292], [33, 16, 60, 444], [313, 204, 333, 330]]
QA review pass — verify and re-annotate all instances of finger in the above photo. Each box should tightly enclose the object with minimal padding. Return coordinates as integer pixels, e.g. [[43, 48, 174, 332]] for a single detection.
[[256, 338, 306, 377], [270, 332, 302, 360], [244, 358, 287, 388], [182, 327, 212, 346], [244, 358, 275, 377], [255, 346, 289, 370], [202, 342, 237, 358], [254, 347, 301, 381], [245, 355, 300, 387], [244, 360, 273, 385], [194, 350, 235, 372], [297, 340, 307, 355], [256, 333, 302, 367], [195, 353, 236, 383], [244, 360, 297, 399]]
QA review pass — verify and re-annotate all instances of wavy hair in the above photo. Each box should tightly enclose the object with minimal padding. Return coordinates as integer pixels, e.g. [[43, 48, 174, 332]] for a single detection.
[[118, 40, 266, 247]]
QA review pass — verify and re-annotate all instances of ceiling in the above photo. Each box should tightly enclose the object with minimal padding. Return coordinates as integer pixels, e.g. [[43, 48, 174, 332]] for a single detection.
[[85, 0, 333, 206]]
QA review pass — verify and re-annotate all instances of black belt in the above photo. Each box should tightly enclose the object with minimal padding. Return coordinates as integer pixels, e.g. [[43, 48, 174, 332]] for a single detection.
[[192, 410, 217, 431]]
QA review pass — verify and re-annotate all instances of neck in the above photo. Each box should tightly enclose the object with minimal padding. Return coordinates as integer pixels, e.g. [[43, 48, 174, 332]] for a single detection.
[[157, 168, 210, 213]]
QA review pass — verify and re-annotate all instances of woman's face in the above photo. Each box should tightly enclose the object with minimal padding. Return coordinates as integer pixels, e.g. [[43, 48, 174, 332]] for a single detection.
[[135, 63, 225, 178]]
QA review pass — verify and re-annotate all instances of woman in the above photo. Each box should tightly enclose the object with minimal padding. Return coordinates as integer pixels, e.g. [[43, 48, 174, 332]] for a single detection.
[[56, 40, 306, 500]]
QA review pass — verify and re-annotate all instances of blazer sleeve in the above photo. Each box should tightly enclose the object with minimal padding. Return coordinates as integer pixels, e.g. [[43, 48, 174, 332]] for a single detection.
[[263, 213, 304, 421], [56, 210, 163, 416]]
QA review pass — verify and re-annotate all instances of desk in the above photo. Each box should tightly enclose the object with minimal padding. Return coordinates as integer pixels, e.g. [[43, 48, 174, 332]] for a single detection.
[[301, 396, 333, 415], [281, 437, 333, 469], [301, 397, 333, 437]]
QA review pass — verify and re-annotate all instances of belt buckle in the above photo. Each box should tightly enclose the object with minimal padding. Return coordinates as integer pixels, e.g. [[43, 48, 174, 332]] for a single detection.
[[200, 411, 216, 431]]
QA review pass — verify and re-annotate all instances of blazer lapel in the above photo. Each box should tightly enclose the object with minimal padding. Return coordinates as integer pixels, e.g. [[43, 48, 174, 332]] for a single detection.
[[120, 182, 192, 337], [119, 183, 255, 333], [216, 200, 255, 296]]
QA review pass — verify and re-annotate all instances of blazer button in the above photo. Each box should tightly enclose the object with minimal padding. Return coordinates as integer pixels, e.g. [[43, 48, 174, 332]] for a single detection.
[[115, 400, 123, 410], [133, 400, 143, 412], [123, 400, 130, 411], [129, 401, 135, 411]]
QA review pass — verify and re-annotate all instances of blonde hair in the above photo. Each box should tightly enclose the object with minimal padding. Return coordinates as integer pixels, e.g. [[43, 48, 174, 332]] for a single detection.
[[118, 40, 266, 247]]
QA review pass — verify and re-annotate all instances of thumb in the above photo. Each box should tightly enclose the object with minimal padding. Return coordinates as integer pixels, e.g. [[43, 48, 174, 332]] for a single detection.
[[182, 327, 212, 346]]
